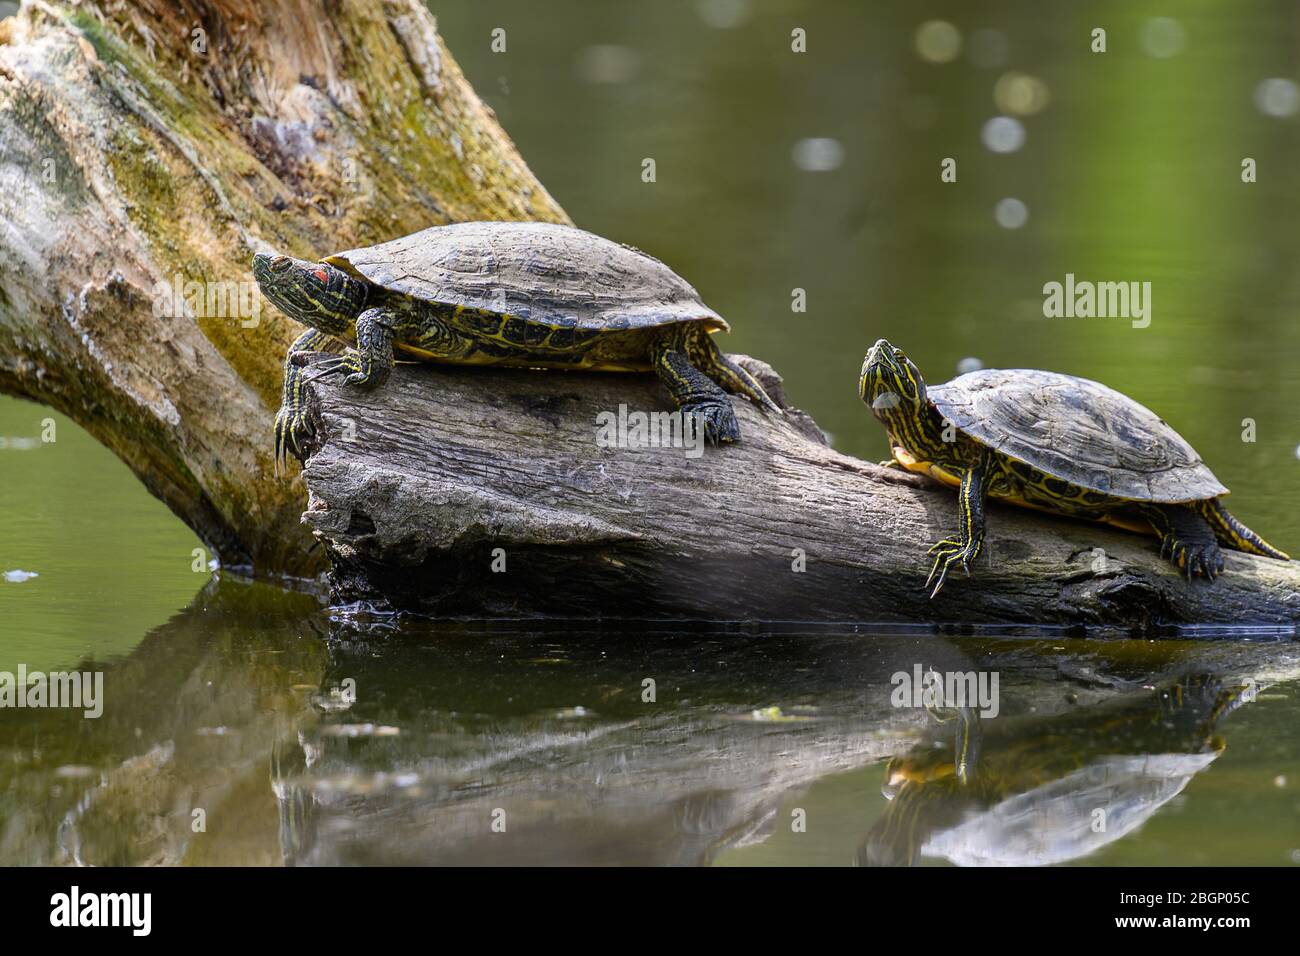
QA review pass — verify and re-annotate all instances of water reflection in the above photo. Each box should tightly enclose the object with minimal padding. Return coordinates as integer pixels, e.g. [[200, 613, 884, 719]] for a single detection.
[[861, 675, 1249, 867], [0, 578, 326, 866], [3, 576, 1296, 866]]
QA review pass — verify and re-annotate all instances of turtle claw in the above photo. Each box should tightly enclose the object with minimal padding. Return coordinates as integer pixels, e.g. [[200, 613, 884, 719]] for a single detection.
[[1158, 531, 1224, 583], [684, 400, 740, 446], [925, 538, 979, 598], [301, 355, 358, 386], [1189, 543, 1224, 582], [273, 402, 313, 475], [1145, 504, 1228, 583]]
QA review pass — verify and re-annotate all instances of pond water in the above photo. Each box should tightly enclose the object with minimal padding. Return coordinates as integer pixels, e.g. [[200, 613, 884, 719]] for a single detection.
[[1, 1, 1298, 865], [1, 583, 1296, 866]]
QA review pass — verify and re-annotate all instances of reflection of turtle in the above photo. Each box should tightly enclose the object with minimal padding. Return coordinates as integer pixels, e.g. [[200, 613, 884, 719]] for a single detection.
[[859, 675, 1249, 867], [252, 222, 780, 470], [858, 340, 1289, 597]]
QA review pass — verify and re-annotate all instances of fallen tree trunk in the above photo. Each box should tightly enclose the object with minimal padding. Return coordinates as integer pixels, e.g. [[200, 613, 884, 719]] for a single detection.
[[0, 1, 567, 576], [296, 355, 1300, 631]]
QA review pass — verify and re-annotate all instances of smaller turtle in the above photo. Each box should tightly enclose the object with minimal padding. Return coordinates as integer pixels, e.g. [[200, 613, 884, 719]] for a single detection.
[[252, 221, 780, 471], [858, 339, 1289, 597]]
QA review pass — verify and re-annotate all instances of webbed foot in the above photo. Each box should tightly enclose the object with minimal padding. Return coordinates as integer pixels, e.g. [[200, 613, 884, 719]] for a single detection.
[[1159, 533, 1225, 582], [684, 400, 740, 445], [1144, 503, 1227, 582]]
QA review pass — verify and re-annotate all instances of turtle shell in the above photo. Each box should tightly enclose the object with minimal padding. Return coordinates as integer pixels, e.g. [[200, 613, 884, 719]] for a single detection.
[[324, 221, 728, 333], [928, 368, 1229, 502]]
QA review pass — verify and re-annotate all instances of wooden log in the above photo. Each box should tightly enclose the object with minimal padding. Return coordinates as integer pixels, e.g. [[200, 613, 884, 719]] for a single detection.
[[294, 354, 1300, 631]]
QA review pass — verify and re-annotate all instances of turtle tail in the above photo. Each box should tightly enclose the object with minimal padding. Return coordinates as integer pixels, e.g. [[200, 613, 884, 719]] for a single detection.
[[1197, 498, 1290, 560]]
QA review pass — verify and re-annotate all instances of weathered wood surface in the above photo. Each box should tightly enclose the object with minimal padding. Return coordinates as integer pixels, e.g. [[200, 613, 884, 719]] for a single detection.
[[295, 355, 1300, 630], [0, 0, 567, 576]]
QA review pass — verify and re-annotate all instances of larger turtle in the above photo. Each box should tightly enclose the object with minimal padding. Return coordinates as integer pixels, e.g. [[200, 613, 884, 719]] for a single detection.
[[858, 339, 1289, 597], [252, 221, 779, 469]]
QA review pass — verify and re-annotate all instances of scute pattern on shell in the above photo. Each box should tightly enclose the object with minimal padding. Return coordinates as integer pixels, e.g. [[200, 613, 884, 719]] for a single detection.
[[929, 369, 1229, 502], [325, 221, 729, 333]]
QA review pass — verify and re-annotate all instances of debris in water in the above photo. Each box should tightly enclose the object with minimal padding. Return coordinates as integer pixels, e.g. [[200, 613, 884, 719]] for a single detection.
[[748, 705, 813, 723]]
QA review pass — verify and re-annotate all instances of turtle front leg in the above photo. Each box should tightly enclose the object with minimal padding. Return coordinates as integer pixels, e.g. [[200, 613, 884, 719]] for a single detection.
[[650, 329, 740, 444], [275, 329, 344, 473], [1138, 503, 1226, 581], [333, 307, 396, 389], [926, 455, 989, 598]]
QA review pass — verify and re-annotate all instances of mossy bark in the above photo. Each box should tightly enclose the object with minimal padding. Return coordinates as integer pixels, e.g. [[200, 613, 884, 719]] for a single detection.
[[0, 0, 568, 576]]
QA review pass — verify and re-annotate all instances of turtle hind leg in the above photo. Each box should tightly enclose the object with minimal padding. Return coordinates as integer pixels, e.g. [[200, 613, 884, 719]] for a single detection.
[[923, 699, 981, 785], [1138, 504, 1226, 581], [685, 325, 782, 414], [1197, 498, 1290, 561], [650, 328, 739, 444]]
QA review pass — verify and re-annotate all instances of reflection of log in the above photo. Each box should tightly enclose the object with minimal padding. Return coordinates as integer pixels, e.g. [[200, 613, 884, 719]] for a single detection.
[[278, 626, 1300, 866], [296, 355, 1300, 630], [0, 578, 327, 865], [4, 589, 1297, 866], [0, 1, 567, 575]]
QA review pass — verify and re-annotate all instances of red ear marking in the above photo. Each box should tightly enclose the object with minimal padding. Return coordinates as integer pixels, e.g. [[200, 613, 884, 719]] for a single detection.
[[312, 268, 329, 283]]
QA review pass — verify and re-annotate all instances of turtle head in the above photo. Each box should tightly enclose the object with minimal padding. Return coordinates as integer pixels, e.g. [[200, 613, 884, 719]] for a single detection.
[[859, 339, 929, 424], [252, 253, 366, 336]]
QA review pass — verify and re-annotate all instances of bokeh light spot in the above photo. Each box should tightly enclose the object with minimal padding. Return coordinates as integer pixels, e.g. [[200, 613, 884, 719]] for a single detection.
[[696, 0, 751, 30], [915, 21, 962, 64], [994, 72, 1050, 116], [1140, 17, 1186, 58], [994, 197, 1028, 229], [982, 115, 1025, 153], [1255, 78, 1300, 118], [792, 137, 844, 172]]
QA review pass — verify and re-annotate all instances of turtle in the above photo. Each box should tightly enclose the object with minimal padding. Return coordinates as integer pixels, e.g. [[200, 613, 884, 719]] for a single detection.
[[251, 221, 780, 470], [857, 339, 1289, 598]]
